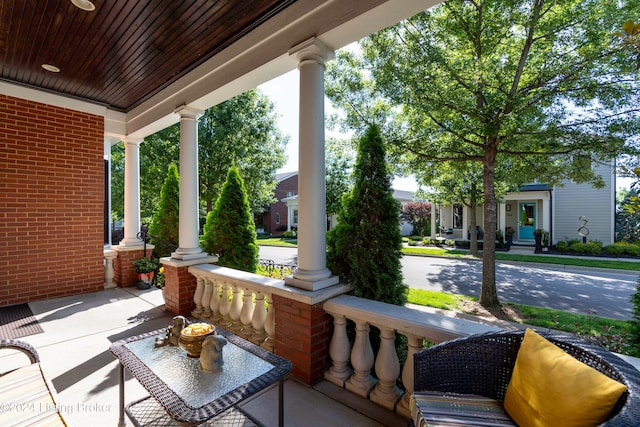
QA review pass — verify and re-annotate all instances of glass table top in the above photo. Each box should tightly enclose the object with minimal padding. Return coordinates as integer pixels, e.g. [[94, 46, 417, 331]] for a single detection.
[[125, 335, 274, 408]]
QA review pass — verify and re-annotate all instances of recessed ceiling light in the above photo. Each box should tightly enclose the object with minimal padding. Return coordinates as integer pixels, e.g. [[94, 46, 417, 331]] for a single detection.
[[71, 0, 95, 11], [41, 64, 61, 73]]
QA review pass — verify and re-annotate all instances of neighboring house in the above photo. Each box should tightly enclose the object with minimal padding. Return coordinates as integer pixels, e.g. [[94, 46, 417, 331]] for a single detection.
[[438, 161, 616, 245], [275, 174, 417, 235], [255, 172, 298, 235]]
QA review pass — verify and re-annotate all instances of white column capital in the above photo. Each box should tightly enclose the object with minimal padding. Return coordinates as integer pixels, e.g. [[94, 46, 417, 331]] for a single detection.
[[175, 105, 203, 120], [289, 38, 335, 66], [122, 136, 143, 146]]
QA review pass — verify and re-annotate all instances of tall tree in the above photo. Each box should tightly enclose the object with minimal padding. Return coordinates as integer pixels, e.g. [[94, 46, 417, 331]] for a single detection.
[[202, 167, 259, 272], [198, 89, 288, 214], [401, 202, 432, 238], [110, 142, 125, 223], [140, 126, 180, 222], [327, 125, 407, 306], [325, 137, 354, 228], [148, 164, 180, 258], [327, 0, 640, 307]]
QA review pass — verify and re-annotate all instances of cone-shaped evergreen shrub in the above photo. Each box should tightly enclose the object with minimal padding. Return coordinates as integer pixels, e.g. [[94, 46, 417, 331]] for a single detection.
[[327, 125, 407, 306], [202, 166, 258, 273], [149, 163, 179, 258]]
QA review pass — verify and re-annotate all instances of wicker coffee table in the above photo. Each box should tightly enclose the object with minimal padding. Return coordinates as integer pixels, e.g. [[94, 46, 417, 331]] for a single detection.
[[110, 326, 292, 427]]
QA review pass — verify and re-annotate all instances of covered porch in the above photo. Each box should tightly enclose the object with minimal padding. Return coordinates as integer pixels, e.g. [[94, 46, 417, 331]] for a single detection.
[[2, 283, 505, 426]]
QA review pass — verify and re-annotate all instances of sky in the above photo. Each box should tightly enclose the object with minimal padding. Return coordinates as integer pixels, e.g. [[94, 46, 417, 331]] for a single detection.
[[258, 71, 634, 194], [257, 70, 420, 192]]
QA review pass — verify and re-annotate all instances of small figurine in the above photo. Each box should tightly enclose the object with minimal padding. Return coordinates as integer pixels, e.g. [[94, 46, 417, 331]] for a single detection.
[[198, 334, 227, 373], [155, 315, 189, 348]]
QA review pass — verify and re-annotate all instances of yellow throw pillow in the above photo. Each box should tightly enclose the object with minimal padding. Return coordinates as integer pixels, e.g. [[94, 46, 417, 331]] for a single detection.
[[504, 328, 627, 427]]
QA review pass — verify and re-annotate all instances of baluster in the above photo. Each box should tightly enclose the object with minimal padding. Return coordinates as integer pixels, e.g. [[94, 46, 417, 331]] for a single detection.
[[209, 279, 222, 324], [200, 278, 213, 321], [370, 327, 403, 410], [261, 295, 275, 351], [250, 292, 267, 345], [228, 284, 243, 332], [324, 314, 352, 387], [345, 320, 376, 398], [191, 275, 205, 318], [219, 282, 232, 327], [397, 334, 424, 417], [239, 287, 255, 339]]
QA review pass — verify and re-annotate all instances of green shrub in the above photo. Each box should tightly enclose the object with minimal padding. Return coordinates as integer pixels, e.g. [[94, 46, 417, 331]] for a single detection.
[[445, 239, 456, 247], [626, 244, 640, 256], [604, 244, 626, 255], [202, 167, 258, 273], [149, 164, 180, 258], [555, 241, 569, 251], [326, 125, 406, 306], [408, 235, 423, 241], [408, 240, 418, 246]]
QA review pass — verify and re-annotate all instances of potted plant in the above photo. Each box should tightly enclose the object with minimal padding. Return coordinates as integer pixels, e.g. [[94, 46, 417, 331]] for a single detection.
[[133, 257, 158, 289], [505, 227, 515, 249], [534, 229, 544, 253]]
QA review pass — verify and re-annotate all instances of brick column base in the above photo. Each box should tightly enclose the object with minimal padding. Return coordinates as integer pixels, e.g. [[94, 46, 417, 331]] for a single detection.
[[161, 256, 217, 315], [111, 246, 153, 288], [273, 294, 333, 385]]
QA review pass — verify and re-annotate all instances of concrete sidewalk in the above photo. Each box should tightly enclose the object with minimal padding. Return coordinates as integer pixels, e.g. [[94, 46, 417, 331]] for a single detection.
[[1, 287, 405, 427]]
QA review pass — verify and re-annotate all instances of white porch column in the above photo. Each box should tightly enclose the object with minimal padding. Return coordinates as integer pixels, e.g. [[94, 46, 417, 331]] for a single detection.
[[120, 137, 143, 246], [172, 105, 206, 260], [541, 194, 550, 232], [499, 202, 506, 232], [285, 38, 338, 291], [430, 203, 436, 239], [462, 205, 469, 240]]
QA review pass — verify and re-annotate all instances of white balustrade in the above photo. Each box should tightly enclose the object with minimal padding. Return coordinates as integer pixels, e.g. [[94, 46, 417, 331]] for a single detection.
[[323, 294, 499, 416], [188, 264, 283, 349]]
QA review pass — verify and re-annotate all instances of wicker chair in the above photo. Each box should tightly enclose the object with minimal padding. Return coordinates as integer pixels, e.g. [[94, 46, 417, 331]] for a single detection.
[[413, 329, 640, 426]]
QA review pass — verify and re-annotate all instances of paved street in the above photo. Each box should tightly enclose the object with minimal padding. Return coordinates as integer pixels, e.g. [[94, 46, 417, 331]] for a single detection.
[[259, 245, 638, 320]]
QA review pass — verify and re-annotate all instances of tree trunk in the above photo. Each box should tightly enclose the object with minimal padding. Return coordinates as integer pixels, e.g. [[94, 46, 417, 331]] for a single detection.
[[480, 143, 500, 307]]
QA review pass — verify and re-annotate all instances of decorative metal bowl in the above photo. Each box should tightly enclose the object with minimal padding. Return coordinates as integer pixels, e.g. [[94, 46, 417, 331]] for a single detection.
[[178, 323, 215, 358]]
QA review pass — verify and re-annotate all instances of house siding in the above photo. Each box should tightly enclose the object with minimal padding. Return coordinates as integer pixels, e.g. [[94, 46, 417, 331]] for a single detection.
[[552, 162, 615, 245], [0, 94, 105, 306]]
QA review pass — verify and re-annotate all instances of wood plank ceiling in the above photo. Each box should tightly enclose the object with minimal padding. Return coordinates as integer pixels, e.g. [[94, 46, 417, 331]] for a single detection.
[[0, 0, 296, 112]]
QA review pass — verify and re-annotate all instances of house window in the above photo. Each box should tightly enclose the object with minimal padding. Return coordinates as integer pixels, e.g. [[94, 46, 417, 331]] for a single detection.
[[287, 191, 294, 197], [453, 205, 463, 229], [293, 209, 298, 225], [275, 212, 280, 224]]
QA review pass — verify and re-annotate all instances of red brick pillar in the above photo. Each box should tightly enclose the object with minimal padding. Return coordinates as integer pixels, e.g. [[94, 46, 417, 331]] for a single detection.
[[273, 294, 334, 385], [111, 246, 151, 288], [161, 257, 217, 315]]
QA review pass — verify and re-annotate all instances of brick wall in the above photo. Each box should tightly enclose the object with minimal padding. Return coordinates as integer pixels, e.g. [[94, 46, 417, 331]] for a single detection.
[[268, 174, 298, 234], [163, 264, 197, 315], [0, 94, 105, 306], [273, 294, 333, 384]]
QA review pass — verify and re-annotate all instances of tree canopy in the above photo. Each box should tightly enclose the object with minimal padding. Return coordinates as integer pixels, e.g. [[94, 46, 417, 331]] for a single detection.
[[327, 0, 640, 307], [111, 89, 288, 225]]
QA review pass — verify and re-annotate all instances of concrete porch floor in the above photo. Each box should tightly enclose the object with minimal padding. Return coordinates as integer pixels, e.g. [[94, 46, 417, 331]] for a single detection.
[[1, 287, 407, 427]]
